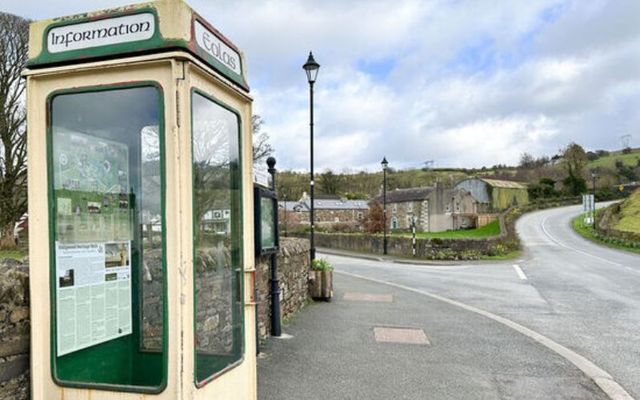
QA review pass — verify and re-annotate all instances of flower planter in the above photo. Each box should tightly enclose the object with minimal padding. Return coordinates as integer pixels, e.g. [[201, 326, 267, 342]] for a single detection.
[[309, 269, 333, 300]]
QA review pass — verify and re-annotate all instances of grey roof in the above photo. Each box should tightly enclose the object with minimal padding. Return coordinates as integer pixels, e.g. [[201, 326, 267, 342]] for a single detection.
[[376, 187, 434, 203], [298, 198, 369, 210], [278, 201, 309, 212]]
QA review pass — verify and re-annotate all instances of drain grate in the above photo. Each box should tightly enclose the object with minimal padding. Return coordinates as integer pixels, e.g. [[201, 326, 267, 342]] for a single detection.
[[373, 327, 430, 345]]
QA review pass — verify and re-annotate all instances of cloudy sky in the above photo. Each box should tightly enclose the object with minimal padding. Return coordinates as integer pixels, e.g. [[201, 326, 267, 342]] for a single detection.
[[5, 0, 640, 171]]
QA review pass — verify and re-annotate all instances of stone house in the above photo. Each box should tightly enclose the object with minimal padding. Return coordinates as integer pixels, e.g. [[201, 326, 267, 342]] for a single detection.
[[455, 178, 529, 211], [377, 184, 479, 232], [278, 193, 369, 231]]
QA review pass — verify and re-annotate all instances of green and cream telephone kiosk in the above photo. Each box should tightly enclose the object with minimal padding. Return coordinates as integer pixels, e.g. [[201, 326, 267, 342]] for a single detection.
[[25, 1, 257, 398]]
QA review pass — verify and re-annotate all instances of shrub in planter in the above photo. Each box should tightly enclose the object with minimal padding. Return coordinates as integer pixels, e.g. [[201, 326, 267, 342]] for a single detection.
[[309, 258, 333, 300]]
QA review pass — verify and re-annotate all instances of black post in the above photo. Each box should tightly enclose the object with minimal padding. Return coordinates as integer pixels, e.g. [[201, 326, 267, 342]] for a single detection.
[[303, 51, 319, 262], [592, 173, 597, 231], [411, 216, 416, 257], [267, 157, 281, 337], [309, 81, 316, 262], [383, 164, 388, 255]]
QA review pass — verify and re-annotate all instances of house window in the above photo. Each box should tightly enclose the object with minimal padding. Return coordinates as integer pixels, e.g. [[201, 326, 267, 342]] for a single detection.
[[391, 216, 398, 230], [357, 212, 363, 220], [392, 204, 397, 213], [407, 202, 413, 212]]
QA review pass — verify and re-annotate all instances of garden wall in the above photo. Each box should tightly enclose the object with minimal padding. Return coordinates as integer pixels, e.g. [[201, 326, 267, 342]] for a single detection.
[[0, 259, 29, 400]]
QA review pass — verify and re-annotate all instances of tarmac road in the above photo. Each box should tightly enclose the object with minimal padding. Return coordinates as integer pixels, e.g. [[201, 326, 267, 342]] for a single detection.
[[258, 204, 639, 399]]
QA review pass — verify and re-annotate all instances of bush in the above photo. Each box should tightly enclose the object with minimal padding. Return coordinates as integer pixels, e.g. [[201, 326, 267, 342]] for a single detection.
[[311, 258, 333, 271]]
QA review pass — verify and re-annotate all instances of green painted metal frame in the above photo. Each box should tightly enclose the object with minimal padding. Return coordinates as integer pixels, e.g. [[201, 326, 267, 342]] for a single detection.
[[45, 81, 168, 394], [190, 88, 245, 388]]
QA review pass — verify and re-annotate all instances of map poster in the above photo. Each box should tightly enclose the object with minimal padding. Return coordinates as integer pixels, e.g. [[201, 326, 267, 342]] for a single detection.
[[56, 241, 132, 356], [53, 129, 133, 243], [54, 129, 129, 194]]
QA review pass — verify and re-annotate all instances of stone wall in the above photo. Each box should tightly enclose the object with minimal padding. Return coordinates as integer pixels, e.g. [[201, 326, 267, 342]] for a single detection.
[[313, 231, 513, 260], [256, 238, 310, 339], [0, 259, 29, 400]]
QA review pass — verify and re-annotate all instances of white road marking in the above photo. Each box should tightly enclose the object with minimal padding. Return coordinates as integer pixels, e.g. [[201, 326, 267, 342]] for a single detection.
[[336, 269, 635, 400], [513, 264, 527, 280], [540, 215, 640, 276]]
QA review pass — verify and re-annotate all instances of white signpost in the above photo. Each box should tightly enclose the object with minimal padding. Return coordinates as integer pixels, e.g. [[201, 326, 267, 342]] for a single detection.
[[582, 194, 595, 225]]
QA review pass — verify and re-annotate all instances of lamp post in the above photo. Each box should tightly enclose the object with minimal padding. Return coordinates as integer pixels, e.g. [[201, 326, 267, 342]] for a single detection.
[[266, 156, 281, 337], [591, 171, 597, 231], [381, 157, 389, 255], [303, 51, 320, 262]]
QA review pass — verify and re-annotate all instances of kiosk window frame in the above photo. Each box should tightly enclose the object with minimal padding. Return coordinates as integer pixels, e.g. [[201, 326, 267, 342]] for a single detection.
[[254, 186, 279, 256], [46, 82, 168, 394], [190, 88, 245, 387]]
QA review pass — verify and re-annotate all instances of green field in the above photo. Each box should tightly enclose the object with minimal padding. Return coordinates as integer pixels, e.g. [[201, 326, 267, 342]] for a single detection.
[[588, 148, 640, 169], [393, 219, 501, 239]]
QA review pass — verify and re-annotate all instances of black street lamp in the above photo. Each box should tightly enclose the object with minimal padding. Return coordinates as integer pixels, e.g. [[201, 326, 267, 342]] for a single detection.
[[591, 171, 597, 231], [381, 157, 389, 255], [303, 51, 320, 262]]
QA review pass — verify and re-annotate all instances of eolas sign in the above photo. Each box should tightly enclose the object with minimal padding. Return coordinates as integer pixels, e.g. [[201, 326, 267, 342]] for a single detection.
[[47, 13, 155, 53], [194, 21, 242, 76]]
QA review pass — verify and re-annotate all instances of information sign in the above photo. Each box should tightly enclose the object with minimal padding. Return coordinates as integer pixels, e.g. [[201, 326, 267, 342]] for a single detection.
[[56, 241, 132, 356]]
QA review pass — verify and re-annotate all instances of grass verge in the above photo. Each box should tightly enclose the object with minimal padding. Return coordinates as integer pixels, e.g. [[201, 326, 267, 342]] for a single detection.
[[571, 213, 640, 255], [393, 219, 501, 239]]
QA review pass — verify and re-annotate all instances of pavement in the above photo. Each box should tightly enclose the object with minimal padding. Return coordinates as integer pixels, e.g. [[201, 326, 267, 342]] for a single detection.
[[258, 204, 639, 400], [258, 274, 606, 399]]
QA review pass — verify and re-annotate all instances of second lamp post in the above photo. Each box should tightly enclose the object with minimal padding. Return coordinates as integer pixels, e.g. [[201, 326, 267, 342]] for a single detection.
[[381, 157, 389, 255], [303, 51, 320, 262]]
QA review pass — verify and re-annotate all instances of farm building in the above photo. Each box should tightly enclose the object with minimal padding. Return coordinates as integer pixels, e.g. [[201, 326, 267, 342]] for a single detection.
[[455, 178, 529, 211], [377, 183, 481, 232]]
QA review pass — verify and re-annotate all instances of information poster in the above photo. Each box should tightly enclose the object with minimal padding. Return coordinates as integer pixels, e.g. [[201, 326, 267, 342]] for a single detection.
[[56, 241, 132, 356], [260, 197, 276, 249], [54, 130, 132, 243]]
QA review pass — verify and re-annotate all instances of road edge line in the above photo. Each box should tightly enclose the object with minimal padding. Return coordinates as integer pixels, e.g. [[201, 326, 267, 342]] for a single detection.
[[335, 270, 635, 400]]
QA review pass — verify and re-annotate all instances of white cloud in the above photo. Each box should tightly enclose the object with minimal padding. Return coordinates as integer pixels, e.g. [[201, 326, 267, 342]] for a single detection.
[[5, 0, 640, 170]]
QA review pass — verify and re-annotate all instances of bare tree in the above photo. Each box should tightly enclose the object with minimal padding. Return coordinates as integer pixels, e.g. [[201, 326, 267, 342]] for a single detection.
[[0, 12, 29, 248], [252, 115, 274, 163]]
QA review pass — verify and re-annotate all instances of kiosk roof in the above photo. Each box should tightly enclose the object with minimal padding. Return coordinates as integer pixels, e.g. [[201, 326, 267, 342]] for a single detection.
[[27, 0, 249, 92]]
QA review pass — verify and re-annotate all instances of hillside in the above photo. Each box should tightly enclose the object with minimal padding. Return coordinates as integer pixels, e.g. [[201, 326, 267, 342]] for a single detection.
[[614, 189, 640, 234], [275, 168, 508, 200], [588, 148, 640, 169]]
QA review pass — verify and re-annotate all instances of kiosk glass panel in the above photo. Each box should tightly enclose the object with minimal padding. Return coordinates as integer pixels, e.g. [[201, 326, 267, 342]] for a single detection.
[[192, 91, 243, 385], [49, 85, 166, 390]]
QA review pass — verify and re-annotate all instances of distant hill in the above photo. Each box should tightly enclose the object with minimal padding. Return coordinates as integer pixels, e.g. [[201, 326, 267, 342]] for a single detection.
[[275, 167, 512, 201], [275, 146, 639, 201], [588, 148, 640, 169]]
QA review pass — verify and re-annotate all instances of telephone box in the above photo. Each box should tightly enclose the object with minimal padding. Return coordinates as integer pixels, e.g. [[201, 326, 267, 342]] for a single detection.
[[24, 1, 257, 398]]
